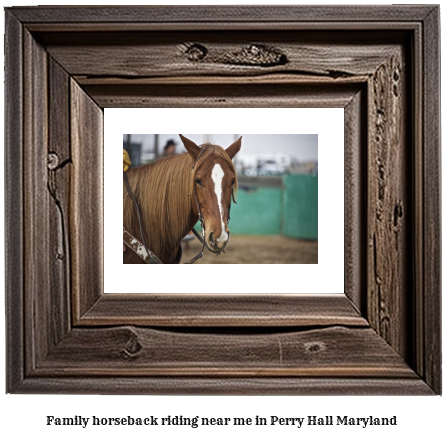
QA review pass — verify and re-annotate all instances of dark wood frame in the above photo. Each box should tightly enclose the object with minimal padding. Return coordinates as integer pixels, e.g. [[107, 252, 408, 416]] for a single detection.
[[5, 6, 441, 394]]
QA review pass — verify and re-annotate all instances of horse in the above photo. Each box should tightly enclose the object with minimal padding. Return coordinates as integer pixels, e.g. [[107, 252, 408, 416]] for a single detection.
[[123, 134, 242, 264]]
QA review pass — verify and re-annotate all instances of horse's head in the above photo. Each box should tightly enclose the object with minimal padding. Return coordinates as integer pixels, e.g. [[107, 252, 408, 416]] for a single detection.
[[180, 134, 241, 253]]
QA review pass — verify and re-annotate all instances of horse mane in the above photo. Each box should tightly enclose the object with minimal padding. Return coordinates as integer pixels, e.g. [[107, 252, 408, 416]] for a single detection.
[[123, 143, 238, 262]]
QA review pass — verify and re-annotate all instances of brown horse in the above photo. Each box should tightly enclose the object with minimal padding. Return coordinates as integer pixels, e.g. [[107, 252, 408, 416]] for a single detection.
[[123, 135, 241, 264]]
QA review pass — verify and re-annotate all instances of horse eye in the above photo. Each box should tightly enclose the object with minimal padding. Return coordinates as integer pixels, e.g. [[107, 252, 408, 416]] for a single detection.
[[231, 179, 236, 186], [196, 178, 202, 186]]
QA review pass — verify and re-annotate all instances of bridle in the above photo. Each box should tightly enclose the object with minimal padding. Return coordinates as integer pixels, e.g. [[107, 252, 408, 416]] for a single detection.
[[123, 146, 233, 264]]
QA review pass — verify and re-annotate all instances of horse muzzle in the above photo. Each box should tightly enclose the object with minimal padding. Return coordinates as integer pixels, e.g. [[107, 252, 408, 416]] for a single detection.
[[207, 231, 230, 253]]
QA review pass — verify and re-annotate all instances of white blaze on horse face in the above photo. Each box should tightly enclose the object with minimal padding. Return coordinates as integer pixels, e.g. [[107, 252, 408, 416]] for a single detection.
[[211, 163, 229, 243]]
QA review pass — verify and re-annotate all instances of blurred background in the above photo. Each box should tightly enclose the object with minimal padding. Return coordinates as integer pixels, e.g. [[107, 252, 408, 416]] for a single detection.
[[123, 134, 318, 264]]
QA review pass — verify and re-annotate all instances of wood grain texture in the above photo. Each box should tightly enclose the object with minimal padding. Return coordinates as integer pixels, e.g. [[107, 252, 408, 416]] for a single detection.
[[422, 6, 441, 394], [79, 294, 367, 327], [4, 5, 441, 394], [344, 90, 366, 313], [25, 23, 426, 34], [5, 10, 24, 393], [70, 80, 104, 321], [12, 377, 433, 396], [42, 32, 400, 80], [23, 29, 50, 372], [411, 17, 425, 382], [48, 58, 72, 346], [8, 5, 436, 23], [83, 83, 360, 108], [76, 73, 368, 86], [36, 326, 415, 378], [366, 50, 409, 357]]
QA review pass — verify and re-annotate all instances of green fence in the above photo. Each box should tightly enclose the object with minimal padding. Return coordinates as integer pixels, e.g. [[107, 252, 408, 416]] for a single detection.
[[228, 174, 317, 240], [281, 174, 318, 240], [229, 187, 282, 235]]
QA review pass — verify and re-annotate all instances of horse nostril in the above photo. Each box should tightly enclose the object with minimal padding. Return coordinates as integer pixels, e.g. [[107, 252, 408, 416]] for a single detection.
[[209, 232, 215, 245]]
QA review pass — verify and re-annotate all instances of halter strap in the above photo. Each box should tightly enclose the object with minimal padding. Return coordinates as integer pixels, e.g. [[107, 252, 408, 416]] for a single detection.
[[123, 227, 162, 264]]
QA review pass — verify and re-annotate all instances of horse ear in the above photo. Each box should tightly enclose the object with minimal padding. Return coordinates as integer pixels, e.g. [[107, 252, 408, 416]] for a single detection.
[[225, 136, 242, 160], [179, 134, 200, 161]]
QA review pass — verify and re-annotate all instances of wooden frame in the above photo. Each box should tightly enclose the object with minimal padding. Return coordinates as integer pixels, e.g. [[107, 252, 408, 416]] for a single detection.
[[5, 6, 440, 394]]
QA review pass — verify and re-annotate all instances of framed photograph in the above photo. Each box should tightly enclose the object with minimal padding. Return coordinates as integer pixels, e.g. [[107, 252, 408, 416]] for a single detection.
[[5, 5, 440, 394], [108, 109, 340, 294], [120, 131, 320, 265]]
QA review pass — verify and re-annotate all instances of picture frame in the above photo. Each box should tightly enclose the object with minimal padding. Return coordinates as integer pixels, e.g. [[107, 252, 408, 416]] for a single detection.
[[5, 5, 440, 394]]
